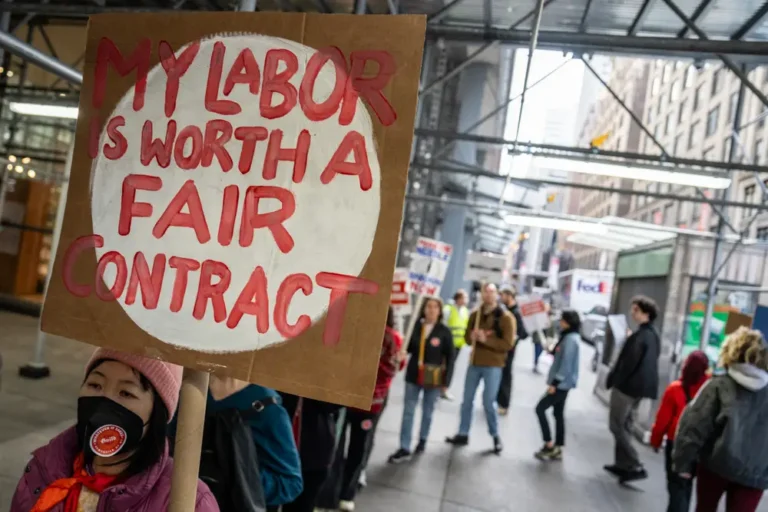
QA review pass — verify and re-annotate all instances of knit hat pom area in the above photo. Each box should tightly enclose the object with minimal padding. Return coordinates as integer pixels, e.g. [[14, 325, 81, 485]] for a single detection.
[[85, 348, 183, 420]]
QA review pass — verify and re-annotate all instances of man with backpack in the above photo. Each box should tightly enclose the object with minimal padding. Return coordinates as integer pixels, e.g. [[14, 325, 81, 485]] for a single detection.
[[446, 283, 516, 454], [497, 287, 528, 415]]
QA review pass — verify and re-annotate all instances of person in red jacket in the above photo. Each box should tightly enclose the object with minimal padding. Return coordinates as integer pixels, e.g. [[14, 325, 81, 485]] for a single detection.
[[651, 350, 710, 512], [335, 307, 405, 511]]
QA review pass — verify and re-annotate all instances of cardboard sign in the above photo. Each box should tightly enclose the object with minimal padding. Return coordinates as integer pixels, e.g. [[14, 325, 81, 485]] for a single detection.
[[518, 294, 550, 333], [41, 12, 426, 409], [464, 250, 506, 283], [391, 267, 410, 307], [408, 236, 452, 296]]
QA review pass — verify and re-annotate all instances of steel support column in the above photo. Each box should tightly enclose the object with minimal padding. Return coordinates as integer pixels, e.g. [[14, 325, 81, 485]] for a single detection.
[[419, 0, 556, 98], [238, 0, 256, 10], [700, 68, 747, 349], [0, 30, 81, 85], [354, 0, 366, 15]]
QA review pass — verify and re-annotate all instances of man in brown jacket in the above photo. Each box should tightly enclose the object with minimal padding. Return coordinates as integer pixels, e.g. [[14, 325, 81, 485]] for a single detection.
[[446, 283, 516, 454]]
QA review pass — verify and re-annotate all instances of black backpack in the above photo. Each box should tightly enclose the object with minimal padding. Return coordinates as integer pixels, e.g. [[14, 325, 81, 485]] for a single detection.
[[197, 397, 279, 512]]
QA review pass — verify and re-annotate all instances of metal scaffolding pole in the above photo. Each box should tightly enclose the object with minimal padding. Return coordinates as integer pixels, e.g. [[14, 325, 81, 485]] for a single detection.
[[415, 160, 766, 210], [0, 30, 82, 85], [354, 0, 366, 15], [424, 26, 768, 60], [699, 68, 747, 349], [238, 0, 257, 10], [498, 0, 546, 205]]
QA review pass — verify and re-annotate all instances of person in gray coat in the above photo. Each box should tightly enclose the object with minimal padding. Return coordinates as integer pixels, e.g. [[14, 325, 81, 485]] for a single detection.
[[674, 327, 768, 512], [534, 310, 580, 461]]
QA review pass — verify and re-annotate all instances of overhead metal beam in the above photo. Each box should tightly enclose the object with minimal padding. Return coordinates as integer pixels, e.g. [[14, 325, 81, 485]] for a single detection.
[[677, 0, 714, 39], [0, 30, 81, 85], [424, 25, 768, 61], [427, 0, 465, 23], [414, 161, 768, 210], [579, 0, 593, 32], [731, 1, 768, 40], [416, 129, 768, 174], [627, 0, 657, 36]]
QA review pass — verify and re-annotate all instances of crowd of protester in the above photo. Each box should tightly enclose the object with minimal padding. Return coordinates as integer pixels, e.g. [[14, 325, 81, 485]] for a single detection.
[[7, 285, 768, 512]]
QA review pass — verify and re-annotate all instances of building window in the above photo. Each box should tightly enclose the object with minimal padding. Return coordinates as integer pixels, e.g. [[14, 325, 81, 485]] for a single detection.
[[663, 64, 672, 83], [685, 66, 696, 88], [671, 80, 681, 102], [728, 92, 738, 123], [703, 147, 714, 160], [693, 85, 702, 111], [658, 94, 666, 115], [745, 184, 757, 218], [664, 204, 674, 225], [678, 200, 690, 224], [757, 226, 768, 240], [678, 100, 686, 123], [711, 68, 722, 96], [689, 121, 700, 149], [652, 76, 661, 96], [647, 107, 654, 124], [706, 106, 719, 137], [674, 133, 683, 155], [665, 113, 673, 135], [755, 139, 765, 165], [759, 105, 767, 129], [723, 136, 732, 161]]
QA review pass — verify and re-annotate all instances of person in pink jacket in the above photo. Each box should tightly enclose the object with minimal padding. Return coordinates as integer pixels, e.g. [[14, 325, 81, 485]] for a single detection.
[[10, 348, 219, 512]]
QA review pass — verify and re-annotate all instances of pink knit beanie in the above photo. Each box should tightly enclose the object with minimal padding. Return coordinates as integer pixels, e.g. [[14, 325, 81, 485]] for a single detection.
[[86, 348, 183, 421]]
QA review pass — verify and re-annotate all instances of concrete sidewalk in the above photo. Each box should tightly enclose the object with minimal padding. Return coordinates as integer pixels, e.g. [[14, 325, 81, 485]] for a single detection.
[[1, 311, 765, 511]]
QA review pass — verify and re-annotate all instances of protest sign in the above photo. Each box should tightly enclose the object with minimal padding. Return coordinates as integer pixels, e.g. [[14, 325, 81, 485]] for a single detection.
[[408, 236, 452, 296], [518, 294, 550, 333], [41, 12, 426, 409], [391, 267, 410, 307]]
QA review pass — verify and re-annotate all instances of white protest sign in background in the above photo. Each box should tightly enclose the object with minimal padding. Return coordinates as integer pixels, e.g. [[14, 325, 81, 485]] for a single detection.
[[464, 250, 506, 284], [518, 294, 550, 333], [408, 237, 452, 297], [89, 35, 381, 353], [391, 267, 410, 307]]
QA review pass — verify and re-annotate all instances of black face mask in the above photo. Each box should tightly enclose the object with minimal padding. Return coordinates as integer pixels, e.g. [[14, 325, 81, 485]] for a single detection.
[[77, 396, 147, 459]]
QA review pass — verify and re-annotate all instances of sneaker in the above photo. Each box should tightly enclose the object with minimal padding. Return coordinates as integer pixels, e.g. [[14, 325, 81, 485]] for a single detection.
[[415, 439, 427, 454], [498, 407, 508, 416], [493, 436, 503, 454], [445, 434, 469, 446], [619, 467, 648, 484], [339, 500, 356, 511], [533, 367, 541, 374], [387, 448, 412, 464], [534, 445, 561, 461], [441, 390, 454, 401]]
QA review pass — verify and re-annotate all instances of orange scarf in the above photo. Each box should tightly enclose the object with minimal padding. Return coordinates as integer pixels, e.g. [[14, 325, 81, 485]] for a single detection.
[[31, 453, 120, 512]]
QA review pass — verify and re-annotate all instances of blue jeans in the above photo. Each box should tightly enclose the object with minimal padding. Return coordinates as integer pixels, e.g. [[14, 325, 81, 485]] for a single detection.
[[400, 382, 441, 451], [459, 365, 503, 438]]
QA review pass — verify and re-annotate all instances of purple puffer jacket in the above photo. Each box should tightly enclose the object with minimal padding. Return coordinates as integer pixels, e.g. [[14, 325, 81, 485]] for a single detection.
[[10, 426, 219, 512]]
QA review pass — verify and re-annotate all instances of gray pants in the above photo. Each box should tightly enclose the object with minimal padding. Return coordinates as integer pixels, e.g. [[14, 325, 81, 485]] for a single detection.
[[609, 389, 643, 471]]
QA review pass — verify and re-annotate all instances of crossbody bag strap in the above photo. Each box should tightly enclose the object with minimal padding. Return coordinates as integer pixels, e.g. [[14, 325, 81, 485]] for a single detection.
[[418, 325, 427, 366]]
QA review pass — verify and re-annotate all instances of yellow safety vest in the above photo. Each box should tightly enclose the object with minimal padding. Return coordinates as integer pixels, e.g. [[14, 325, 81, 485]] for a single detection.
[[445, 304, 470, 348]]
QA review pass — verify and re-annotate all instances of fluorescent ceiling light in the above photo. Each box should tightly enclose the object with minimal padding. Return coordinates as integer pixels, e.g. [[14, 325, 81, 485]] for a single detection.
[[504, 213, 608, 235], [9, 101, 78, 120], [527, 155, 731, 190]]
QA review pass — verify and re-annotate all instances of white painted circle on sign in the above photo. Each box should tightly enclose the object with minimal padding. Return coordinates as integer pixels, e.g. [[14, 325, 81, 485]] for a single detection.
[[90, 34, 381, 353]]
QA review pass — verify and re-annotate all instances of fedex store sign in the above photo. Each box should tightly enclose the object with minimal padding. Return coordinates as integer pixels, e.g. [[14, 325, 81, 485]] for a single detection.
[[576, 279, 610, 294]]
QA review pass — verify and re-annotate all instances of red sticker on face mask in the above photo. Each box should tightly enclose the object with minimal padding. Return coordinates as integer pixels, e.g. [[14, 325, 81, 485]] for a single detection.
[[361, 419, 374, 431], [90, 425, 127, 458], [430, 337, 440, 347]]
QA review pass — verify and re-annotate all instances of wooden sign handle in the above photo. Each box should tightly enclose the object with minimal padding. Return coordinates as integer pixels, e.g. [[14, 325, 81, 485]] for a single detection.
[[169, 368, 210, 512]]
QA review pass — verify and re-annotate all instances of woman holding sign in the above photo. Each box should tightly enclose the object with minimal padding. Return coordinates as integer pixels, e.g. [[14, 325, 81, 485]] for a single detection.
[[10, 348, 219, 512], [388, 297, 455, 463]]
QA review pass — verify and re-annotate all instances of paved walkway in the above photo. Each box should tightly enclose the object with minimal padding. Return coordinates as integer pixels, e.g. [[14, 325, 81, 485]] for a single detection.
[[1, 311, 765, 511]]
